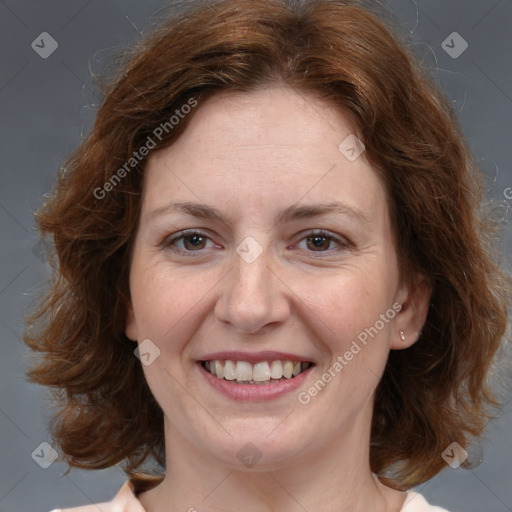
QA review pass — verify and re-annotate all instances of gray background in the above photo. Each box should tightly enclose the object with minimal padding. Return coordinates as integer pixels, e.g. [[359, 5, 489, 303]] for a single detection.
[[1, 1, 511, 511]]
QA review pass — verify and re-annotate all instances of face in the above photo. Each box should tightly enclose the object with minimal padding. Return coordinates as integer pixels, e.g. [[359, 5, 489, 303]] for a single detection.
[[126, 85, 424, 471]]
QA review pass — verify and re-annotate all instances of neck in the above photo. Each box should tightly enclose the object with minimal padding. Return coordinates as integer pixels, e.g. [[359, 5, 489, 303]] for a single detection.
[[138, 404, 406, 512]]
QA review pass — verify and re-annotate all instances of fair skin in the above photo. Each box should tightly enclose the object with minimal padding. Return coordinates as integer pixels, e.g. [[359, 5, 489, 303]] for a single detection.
[[126, 85, 431, 512]]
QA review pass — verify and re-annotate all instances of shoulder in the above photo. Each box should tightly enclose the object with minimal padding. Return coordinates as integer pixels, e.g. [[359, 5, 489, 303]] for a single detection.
[[47, 481, 140, 511], [48, 474, 163, 512], [401, 491, 451, 512]]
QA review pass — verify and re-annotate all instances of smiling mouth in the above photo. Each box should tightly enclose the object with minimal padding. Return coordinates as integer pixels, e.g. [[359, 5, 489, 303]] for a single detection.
[[200, 359, 314, 385]]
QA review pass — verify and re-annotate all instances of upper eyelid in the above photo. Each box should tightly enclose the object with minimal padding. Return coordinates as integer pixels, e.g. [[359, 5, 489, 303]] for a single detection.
[[162, 228, 350, 250], [160, 229, 214, 248], [294, 230, 352, 251]]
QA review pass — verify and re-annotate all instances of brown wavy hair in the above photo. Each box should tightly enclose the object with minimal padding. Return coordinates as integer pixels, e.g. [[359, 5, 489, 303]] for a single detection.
[[24, 0, 510, 489]]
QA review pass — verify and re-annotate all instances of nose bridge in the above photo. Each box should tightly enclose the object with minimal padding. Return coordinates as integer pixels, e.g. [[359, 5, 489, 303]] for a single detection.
[[234, 237, 269, 296], [215, 234, 289, 333]]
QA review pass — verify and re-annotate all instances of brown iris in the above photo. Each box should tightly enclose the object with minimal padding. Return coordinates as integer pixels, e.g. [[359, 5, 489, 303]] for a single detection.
[[183, 234, 207, 250], [306, 235, 332, 251]]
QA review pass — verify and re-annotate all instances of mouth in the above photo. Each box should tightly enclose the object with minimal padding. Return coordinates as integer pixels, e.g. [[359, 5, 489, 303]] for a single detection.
[[199, 359, 314, 385]]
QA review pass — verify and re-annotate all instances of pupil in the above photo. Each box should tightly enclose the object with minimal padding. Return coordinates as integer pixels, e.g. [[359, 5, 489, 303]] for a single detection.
[[309, 236, 329, 251], [186, 234, 205, 249]]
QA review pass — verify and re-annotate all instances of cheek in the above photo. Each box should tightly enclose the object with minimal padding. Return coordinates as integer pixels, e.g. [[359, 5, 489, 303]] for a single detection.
[[130, 264, 208, 403], [292, 266, 398, 422], [129, 260, 202, 345], [293, 261, 398, 358]]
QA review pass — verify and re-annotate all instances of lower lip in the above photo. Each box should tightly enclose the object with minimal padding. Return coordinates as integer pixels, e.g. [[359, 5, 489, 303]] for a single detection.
[[197, 362, 314, 401]]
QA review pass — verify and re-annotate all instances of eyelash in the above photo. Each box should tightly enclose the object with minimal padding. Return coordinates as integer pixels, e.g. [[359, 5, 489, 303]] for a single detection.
[[161, 229, 352, 257]]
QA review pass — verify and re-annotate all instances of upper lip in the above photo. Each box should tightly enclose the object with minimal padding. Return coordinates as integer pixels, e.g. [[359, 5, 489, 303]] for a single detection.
[[198, 351, 315, 364]]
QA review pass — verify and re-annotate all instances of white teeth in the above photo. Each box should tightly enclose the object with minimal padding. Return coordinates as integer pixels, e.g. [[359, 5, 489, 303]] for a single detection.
[[235, 361, 253, 381], [253, 362, 271, 381], [282, 360, 293, 378], [270, 360, 283, 379], [215, 360, 223, 378], [202, 359, 311, 383], [223, 360, 236, 380]]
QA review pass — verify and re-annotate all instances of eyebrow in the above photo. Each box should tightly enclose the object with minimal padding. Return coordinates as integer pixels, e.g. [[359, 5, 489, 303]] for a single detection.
[[148, 201, 371, 227]]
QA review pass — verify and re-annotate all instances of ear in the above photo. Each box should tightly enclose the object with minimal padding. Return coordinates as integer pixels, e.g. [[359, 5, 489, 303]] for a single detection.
[[125, 301, 139, 341], [391, 274, 432, 350]]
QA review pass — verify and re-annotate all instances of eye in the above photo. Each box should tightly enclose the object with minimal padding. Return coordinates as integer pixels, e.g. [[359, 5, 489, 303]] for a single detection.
[[295, 230, 350, 254], [161, 228, 351, 257], [162, 230, 217, 253]]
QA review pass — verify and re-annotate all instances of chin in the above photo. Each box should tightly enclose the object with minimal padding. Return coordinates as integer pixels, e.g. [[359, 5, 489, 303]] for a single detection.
[[196, 421, 311, 471]]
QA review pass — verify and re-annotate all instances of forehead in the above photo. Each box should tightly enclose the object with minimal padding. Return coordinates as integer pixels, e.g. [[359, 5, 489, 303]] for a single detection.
[[142, 85, 388, 224]]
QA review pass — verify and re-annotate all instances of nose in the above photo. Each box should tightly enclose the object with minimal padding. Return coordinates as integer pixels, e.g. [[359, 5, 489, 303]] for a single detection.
[[214, 240, 291, 334]]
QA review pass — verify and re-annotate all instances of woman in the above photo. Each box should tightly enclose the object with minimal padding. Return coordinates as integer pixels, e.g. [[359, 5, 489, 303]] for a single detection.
[[24, 0, 510, 511]]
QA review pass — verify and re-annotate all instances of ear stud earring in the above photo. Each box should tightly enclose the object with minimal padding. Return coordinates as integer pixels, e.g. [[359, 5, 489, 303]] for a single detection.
[[400, 330, 406, 342]]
